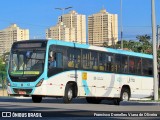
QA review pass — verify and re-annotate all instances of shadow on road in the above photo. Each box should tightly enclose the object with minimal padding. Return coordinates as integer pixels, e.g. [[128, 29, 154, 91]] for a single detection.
[[0, 97, 114, 105]]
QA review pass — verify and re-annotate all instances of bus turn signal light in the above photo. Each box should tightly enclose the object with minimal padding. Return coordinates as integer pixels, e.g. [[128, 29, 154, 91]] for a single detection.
[[36, 79, 44, 87]]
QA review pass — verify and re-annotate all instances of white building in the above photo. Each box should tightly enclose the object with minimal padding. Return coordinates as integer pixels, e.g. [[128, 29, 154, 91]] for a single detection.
[[46, 22, 75, 42], [0, 24, 29, 56], [46, 10, 86, 44], [88, 9, 118, 46]]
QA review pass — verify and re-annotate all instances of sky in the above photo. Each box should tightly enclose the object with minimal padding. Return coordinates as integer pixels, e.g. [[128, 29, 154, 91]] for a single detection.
[[0, 0, 160, 41]]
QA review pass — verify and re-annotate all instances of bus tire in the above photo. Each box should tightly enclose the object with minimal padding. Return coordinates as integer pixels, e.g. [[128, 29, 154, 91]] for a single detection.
[[32, 95, 42, 103], [120, 88, 130, 101], [63, 84, 73, 103], [86, 97, 102, 104], [114, 88, 130, 105]]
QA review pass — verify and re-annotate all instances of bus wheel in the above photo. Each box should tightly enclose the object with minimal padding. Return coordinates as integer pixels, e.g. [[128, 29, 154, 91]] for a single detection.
[[114, 88, 130, 105], [120, 88, 130, 102], [63, 84, 73, 103], [86, 97, 102, 104], [32, 95, 42, 103]]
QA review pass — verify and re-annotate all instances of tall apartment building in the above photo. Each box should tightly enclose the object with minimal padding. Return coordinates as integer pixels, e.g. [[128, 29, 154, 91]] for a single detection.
[[46, 10, 86, 44], [88, 9, 118, 46], [0, 24, 29, 56], [46, 22, 75, 42]]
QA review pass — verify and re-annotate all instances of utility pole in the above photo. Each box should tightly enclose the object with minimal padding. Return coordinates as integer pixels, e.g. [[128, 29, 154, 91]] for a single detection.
[[151, 0, 158, 100], [157, 25, 160, 48], [120, 0, 123, 49]]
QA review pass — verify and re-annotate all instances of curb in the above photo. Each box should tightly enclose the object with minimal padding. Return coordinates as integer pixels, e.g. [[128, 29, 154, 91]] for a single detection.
[[120, 101, 160, 106]]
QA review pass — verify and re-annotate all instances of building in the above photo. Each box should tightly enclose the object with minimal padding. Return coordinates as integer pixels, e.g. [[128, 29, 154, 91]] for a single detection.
[[46, 22, 75, 42], [0, 24, 29, 56], [88, 9, 118, 46], [46, 10, 86, 44]]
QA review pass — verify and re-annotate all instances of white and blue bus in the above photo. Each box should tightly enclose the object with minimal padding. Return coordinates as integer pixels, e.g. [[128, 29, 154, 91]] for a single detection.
[[7, 40, 153, 104]]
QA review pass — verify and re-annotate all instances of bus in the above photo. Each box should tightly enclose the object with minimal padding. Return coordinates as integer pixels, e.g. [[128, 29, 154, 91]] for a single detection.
[[7, 39, 153, 105]]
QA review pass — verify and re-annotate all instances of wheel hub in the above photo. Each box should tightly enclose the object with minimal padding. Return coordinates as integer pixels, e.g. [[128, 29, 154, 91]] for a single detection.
[[68, 88, 73, 100], [122, 92, 129, 101]]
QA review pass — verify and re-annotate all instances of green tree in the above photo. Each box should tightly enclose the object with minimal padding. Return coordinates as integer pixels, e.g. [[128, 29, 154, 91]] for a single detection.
[[136, 34, 152, 53], [0, 57, 5, 72]]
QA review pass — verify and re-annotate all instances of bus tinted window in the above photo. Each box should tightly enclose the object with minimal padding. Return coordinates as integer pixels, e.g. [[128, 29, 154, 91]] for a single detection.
[[99, 52, 114, 72], [115, 54, 121, 73], [99, 53, 106, 71], [142, 59, 153, 76], [106, 53, 114, 72], [56, 53, 63, 68], [67, 48, 81, 69], [82, 50, 98, 70], [121, 55, 128, 73], [135, 57, 142, 75], [129, 56, 135, 74]]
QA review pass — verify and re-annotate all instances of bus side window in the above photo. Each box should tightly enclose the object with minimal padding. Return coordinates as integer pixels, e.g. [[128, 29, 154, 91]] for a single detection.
[[114, 54, 121, 73], [121, 55, 128, 73], [99, 53, 105, 71], [135, 57, 142, 75], [67, 48, 81, 69], [92, 51, 98, 70], [142, 59, 153, 76], [148, 60, 153, 76], [106, 54, 114, 72], [129, 56, 135, 74], [56, 53, 63, 68]]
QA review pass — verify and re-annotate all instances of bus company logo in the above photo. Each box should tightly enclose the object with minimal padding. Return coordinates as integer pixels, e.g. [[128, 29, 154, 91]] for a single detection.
[[2, 112, 11, 117]]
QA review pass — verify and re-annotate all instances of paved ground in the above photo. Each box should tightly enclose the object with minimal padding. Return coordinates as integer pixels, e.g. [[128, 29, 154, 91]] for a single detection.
[[0, 97, 160, 120]]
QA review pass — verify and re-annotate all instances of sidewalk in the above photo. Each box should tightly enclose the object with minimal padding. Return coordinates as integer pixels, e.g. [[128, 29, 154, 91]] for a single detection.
[[0, 89, 8, 96]]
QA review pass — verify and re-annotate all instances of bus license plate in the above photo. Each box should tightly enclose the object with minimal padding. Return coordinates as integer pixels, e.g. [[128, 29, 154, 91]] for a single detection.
[[18, 91, 26, 95]]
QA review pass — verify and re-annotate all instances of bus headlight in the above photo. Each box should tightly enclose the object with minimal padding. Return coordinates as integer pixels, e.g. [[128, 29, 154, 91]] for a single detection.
[[36, 78, 44, 87]]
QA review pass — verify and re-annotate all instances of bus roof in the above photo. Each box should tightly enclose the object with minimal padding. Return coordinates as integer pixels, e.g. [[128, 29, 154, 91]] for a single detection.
[[13, 39, 153, 59]]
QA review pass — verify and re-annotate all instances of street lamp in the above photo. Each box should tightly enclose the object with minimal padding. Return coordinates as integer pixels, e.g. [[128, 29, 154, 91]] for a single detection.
[[55, 7, 72, 14], [55, 7, 72, 22]]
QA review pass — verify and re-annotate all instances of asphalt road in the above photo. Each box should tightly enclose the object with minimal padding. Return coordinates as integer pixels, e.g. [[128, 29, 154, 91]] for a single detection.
[[0, 97, 160, 120]]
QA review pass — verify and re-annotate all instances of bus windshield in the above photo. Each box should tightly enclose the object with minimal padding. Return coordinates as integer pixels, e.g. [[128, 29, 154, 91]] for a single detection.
[[9, 49, 45, 77]]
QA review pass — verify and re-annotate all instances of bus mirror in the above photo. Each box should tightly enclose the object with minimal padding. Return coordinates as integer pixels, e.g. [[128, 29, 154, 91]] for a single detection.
[[49, 51, 53, 57]]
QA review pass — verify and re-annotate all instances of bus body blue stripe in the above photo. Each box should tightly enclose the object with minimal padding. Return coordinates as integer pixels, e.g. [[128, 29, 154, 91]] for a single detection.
[[82, 80, 90, 95]]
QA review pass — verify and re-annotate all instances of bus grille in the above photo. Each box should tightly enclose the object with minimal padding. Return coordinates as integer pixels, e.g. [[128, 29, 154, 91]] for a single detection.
[[13, 88, 33, 94]]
